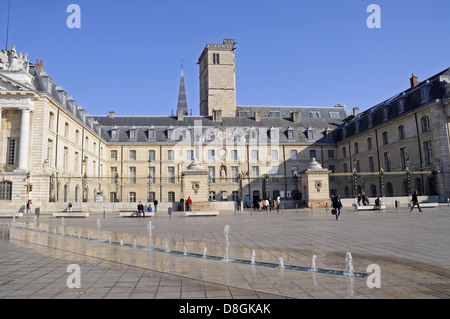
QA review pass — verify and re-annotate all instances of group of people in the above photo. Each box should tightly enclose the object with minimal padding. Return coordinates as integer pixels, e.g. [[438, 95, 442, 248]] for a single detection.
[[252, 196, 282, 213], [135, 199, 159, 218], [357, 193, 370, 206]]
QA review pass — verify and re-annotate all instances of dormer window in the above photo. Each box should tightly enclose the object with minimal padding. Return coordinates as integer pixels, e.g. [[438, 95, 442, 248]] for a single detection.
[[269, 111, 281, 118], [325, 127, 334, 141], [111, 127, 119, 140], [269, 127, 278, 140], [129, 127, 137, 141], [307, 127, 314, 140], [399, 93, 407, 113], [383, 104, 390, 121], [148, 127, 156, 141], [286, 127, 295, 140], [167, 126, 174, 141], [421, 82, 432, 104]]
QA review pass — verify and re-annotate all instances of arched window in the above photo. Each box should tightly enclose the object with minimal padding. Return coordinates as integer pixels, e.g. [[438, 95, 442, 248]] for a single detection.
[[386, 182, 394, 197], [0, 181, 12, 200], [370, 184, 377, 198], [421, 116, 430, 133]]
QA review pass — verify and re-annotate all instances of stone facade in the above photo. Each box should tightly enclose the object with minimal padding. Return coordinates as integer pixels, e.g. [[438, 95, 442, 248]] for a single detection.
[[0, 40, 449, 214]]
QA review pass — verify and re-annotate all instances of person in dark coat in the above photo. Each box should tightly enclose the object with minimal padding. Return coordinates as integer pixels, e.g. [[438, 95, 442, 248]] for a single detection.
[[333, 195, 343, 220], [410, 190, 422, 212], [137, 201, 145, 218]]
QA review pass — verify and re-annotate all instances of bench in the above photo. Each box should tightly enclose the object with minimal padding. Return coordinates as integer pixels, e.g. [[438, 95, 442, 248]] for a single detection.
[[0, 213, 24, 218], [53, 212, 89, 218], [356, 205, 386, 211], [119, 211, 154, 217], [185, 211, 219, 217]]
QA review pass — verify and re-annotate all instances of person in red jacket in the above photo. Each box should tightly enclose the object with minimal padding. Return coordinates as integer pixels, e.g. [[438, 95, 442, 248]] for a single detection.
[[186, 197, 193, 212]]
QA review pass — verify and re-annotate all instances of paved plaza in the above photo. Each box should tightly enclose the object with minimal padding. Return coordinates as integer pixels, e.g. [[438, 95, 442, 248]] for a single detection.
[[0, 205, 449, 300]]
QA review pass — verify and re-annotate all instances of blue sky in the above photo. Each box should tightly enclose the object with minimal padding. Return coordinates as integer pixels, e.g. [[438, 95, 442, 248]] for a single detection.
[[2, 0, 450, 116]]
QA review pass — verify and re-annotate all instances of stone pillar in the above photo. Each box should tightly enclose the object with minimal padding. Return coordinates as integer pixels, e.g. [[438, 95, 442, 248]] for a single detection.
[[0, 107, 2, 138], [300, 158, 331, 209], [17, 107, 31, 171]]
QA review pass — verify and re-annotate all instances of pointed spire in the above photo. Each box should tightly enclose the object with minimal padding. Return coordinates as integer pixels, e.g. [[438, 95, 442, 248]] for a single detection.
[[177, 57, 188, 116]]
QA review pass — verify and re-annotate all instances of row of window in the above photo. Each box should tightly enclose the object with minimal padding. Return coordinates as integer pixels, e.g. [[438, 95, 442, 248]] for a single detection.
[[343, 140, 433, 174], [238, 111, 341, 119], [111, 149, 335, 162], [342, 116, 431, 158]]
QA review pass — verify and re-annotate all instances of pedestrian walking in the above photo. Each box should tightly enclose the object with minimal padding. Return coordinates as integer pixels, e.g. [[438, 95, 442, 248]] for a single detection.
[[276, 196, 281, 214], [26, 200, 32, 214], [186, 196, 193, 212], [333, 195, 343, 220], [137, 201, 145, 218], [410, 190, 422, 212], [153, 199, 158, 212]]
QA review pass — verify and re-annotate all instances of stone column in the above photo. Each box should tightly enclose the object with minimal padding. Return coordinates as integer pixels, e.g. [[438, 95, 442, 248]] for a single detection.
[[0, 107, 2, 138], [17, 107, 31, 171]]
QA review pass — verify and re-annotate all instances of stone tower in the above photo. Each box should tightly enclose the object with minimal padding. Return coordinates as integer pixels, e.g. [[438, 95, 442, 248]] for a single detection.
[[198, 39, 237, 117]]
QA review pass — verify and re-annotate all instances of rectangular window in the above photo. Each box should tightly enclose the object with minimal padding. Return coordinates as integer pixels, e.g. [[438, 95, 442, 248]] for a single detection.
[[168, 167, 175, 184], [187, 150, 194, 161], [354, 143, 359, 154], [110, 167, 118, 184], [368, 156, 374, 172], [400, 147, 408, 170], [129, 150, 136, 161], [6, 139, 18, 165], [129, 129, 137, 140], [287, 130, 294, 140], [213, 53, 220, 64], [384, 152, 391, 172], [168, 192, 175, 202], [251, 150, 259, 161], [271, 150, 278, 161], [231, 150, 238, 161], [231, 166, 239, 182], [252, 166, 259, 181], [109, 192, 117, 203], [148, 192, 156, 202], [129, 192, 136, 203], [367, 137, 372, 150], [129, 167, 136, 184], [342, 147, 347, 158], [310, 111, 321, 118], [208, 150, 215, 161], [149, 150, 156, 161], [148, 129, 156, 140], [329, 112, 340, 119], [328, 150, 335, 161], [63, 147, 68, 171], [74, 152, 79, 174], [309, 150, 316, 160], [269, 111, 281, 118], [111, 150, 118, 161], [149, 167, 156, 184], [208, 166, 216, 183], [168, 150, 174, 161], [290, 150, 297, 160]]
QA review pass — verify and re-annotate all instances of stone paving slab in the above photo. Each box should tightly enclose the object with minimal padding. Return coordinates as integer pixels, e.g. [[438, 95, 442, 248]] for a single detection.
[[0, 206, 449, 300]]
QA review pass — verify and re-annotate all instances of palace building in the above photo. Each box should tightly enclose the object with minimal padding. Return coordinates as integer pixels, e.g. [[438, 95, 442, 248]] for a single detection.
[[0, 39, 449, 214]]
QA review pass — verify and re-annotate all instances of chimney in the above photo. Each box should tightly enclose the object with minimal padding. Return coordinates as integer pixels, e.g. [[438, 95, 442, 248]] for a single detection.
[[254, 111, 261, 122], [177, 108, 184, 121], [213, 109, 222, 122], [109, 111, 116, 118], [291, 111, 300, 123], [35, 59, 44, 72], [352, 107, 360, 117], [410, 73, 418, 88]]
